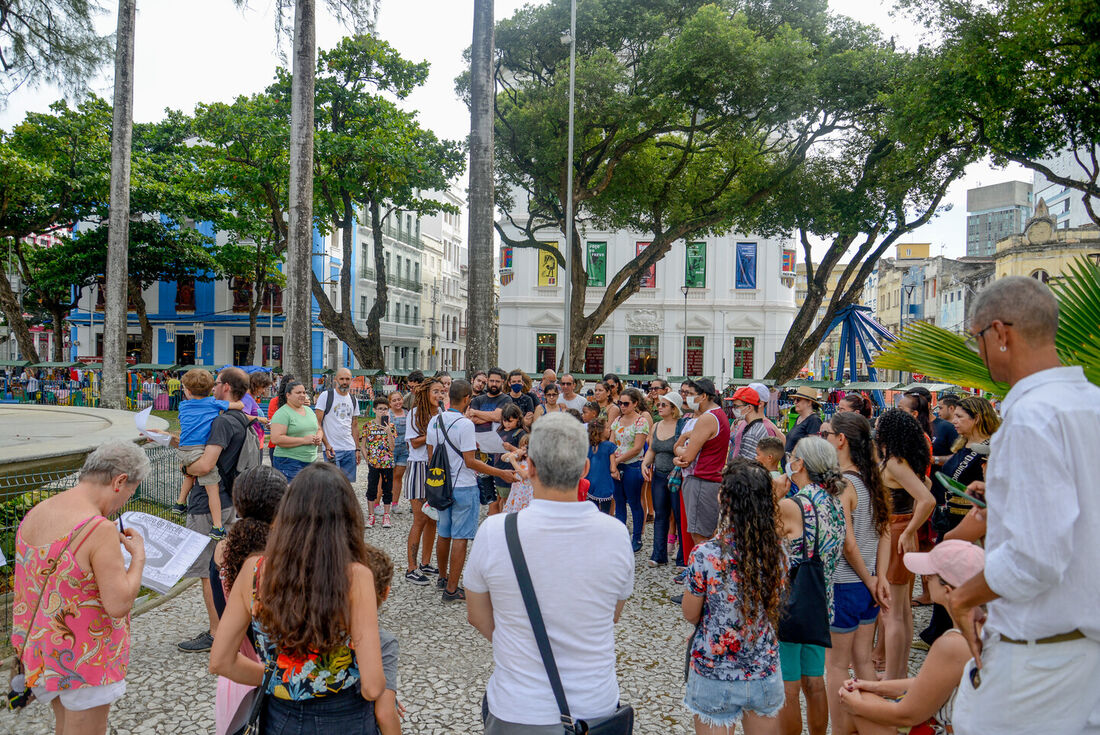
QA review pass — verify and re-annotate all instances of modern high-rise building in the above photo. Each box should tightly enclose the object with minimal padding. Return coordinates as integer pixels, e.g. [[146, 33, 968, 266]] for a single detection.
[[966, 181, 1033, 257], [1031, 147, 1100, 231]]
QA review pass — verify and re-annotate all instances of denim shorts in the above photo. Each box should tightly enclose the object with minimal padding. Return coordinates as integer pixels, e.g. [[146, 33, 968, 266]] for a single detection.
[[778, 642, 825, 681], [683, 668, 784, 727], [437, 485, 480, 540], [264, 686, 377, 734], [394, 444, 409, 467], [831, 581, 880, 633]]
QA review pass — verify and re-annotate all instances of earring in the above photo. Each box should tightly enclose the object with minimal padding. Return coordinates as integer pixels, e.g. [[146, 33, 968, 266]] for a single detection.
[[999, 345, 1007, 352]]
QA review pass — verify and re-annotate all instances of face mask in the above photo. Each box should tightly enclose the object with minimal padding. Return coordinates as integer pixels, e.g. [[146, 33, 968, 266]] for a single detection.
[[510, 383, 523, 392], [487, 385, 501, 396], [685, 396, 700, 411], [733, 407, 747, 420], [786, 459, 799, 478]]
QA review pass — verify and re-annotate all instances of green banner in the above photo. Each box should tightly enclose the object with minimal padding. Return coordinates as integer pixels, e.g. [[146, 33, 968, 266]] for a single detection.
[[587, 241, 606, 286], [686, 241, 706, 288]]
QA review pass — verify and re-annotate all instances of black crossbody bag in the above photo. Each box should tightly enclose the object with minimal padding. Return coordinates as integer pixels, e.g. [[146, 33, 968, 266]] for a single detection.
[[502, 513, 634, 734], [776, 497, 832, 648]]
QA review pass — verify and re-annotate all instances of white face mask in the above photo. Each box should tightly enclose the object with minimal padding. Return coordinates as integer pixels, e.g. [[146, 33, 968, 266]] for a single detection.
[[733, 407, 747, 420], [685, 396, 700, 411], [785, 460, 799, 479]]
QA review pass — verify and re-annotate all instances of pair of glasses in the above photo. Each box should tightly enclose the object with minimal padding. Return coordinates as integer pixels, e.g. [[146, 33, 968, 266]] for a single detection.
[[964, 321, 1013, 352], [616, 401, 632, 408], [819, 430, 836, 438]]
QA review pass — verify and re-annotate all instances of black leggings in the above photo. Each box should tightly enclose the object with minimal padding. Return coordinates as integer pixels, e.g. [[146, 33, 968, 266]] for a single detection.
[[367, 466, 394, 504]]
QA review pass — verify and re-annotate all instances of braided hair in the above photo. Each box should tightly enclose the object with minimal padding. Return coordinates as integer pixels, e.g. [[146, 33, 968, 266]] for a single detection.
[[715, 458, 789, 627], [223, 466, 288, 590], [875, 408, 930, 477], [791, 436, 847, 497]]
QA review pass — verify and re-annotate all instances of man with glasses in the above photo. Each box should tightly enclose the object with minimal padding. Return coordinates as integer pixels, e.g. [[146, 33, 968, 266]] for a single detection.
[[557, 373, 586, 411], [949, 277, 1100, 735]]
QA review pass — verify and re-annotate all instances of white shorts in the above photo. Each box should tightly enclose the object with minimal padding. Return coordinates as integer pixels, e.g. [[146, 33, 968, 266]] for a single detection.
[[33, 680, 127, 711]]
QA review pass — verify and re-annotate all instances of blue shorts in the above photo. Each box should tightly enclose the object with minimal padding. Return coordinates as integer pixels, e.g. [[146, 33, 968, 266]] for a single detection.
[[329, 449, 358, 482], [778, 642, 825, 681], [683, 668, 784, 727], [394, 444, 409, 466], [437, 485, 480, 540], [831, 581, 880, 633]]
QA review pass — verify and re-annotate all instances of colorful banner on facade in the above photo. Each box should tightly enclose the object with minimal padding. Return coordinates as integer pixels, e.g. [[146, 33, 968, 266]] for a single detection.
[[538, 247, 558, 286], [686, 241, 706, 288], [587, 241, 606, 286], [636, 242, 656, 287]]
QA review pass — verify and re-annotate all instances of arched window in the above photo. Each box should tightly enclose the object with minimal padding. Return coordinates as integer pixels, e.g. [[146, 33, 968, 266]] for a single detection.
[[1030, 269, 1050, 283]]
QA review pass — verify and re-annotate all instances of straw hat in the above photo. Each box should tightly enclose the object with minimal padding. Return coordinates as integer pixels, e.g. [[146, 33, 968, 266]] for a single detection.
[[790, 387, 821, 406]]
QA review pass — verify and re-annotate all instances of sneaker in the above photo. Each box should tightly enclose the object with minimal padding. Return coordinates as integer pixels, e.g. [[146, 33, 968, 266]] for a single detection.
[[209, 526, 227, 540], [631, 540, 643, 553], [912, 639, 931, 652], [670, 593, 683, 604], [382, 513, 392, 529], [177, 631, 213, 652], [442, 587, 466, 603], [366, 514, 376, 528], [423, 504, 439, 521], [436, 576, 448, 590], [404, 570, 430, 586], [418, 563, 439, 575], [673, 569, 689, 585], [647, 559, 667, 568], [171, 503, 187, 516]]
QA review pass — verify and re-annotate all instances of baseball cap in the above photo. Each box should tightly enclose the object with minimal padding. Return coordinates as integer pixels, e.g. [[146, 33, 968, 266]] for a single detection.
[[691, 378, 718, 400], [749, 382, 771, 406], [731, 386, 761, 407], [903, 540, 985, 588]]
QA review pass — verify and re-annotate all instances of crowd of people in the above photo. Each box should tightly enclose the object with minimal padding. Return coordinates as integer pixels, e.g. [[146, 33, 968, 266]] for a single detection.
[[10, 276, 1100, 735]]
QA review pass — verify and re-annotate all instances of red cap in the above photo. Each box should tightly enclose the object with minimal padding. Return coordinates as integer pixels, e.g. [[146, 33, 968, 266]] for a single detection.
[[731, 386, 761, 407]]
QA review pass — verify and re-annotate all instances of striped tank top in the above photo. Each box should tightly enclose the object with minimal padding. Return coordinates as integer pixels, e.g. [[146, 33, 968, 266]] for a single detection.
[[834, 471, 879, 584]]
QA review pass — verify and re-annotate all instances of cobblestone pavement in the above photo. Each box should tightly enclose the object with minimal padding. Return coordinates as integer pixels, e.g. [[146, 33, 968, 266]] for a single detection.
[[2, 476, 930, 735]]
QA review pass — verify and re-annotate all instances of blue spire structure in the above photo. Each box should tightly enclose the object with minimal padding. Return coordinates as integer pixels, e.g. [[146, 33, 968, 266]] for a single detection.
[[824, 305, 898, 407]]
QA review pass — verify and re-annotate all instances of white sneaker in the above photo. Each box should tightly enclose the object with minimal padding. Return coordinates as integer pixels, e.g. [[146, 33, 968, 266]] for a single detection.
[[422, 503, 439, 521], [373, 504, 383, 516]]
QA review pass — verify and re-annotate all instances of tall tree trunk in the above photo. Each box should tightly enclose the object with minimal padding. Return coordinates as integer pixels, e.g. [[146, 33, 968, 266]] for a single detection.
[[128, 280, 153, 364], [50, 308, 65, 361], [465, 0, 495, 372], [362, 201, 386, 368], [247, 302, 260, 365], [0, 273, 39, 362], [102, 0, 136, 409], [285, 0, 317, 386]]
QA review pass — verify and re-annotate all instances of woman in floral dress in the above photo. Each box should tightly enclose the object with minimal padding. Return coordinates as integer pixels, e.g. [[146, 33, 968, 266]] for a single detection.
[[681, 457, 789, 734]]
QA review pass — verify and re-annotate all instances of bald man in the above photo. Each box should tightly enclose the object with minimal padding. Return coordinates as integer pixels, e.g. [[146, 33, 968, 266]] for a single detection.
[[534, 368, 557, 403], [950, 276, 1100, 735], [315, 366, 363, 482]]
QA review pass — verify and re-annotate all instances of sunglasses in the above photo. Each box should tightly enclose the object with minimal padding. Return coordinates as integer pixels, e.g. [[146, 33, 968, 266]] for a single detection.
[[616, 401, 632, 408]]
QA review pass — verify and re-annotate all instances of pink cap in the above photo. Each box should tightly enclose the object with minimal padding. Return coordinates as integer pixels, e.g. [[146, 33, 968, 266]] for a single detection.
[[903, 540, 985, 588]]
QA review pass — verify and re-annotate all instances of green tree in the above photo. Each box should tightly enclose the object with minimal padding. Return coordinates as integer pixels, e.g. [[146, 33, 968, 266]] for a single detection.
[[21, 234, 100, 360], [0, 0, 114, 98], [482, 0, 911, 371], [903, 0, 1100, 223]]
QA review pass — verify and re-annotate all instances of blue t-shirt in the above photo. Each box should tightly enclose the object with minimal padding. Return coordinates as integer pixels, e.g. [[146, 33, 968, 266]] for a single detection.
[[585, 441, 617, 501], [179, 395, 230, 446]]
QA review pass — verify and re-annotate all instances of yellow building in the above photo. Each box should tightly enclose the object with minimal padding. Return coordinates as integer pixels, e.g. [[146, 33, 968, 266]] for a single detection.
[[994, 201, 1100, 281], [794, 261, 865, 378]]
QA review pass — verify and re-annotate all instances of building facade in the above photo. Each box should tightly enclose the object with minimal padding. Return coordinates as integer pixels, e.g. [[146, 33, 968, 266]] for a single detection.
[[994, 205, 1100, 282], [418, 188, 468, 372], [496, 222, 798, 382], [1032, 148, 1100, 231], [966, 181, 1032, 257]]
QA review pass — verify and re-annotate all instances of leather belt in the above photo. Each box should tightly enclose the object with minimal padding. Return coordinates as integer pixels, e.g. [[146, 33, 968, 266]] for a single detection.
[[1001, 629, 1086, 645]]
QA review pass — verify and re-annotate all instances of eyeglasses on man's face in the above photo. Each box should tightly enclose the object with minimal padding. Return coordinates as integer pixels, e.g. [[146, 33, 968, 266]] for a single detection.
[[964, 321, 1013, 353]]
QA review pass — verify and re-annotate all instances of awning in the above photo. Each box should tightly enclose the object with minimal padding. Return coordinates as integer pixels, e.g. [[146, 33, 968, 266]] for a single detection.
[[0, 360, 30, 368], [897, 382, 959, 393], [28, 361, 84, 369], [842, 381, 902, 391], [176, 365, 216, 373], [129, 363, 179, 371]]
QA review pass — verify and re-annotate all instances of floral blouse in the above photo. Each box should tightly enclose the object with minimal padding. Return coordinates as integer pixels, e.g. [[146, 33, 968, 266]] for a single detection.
[[687, 535, 782, 681], [251, 558, 361, 701], [363, 422, 397, 468], [788, 483, 846, 619], [609, 414, 649, 464]]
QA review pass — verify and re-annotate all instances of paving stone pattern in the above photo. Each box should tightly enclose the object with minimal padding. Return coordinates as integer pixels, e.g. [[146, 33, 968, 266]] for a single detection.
[[1, 472, 930, 734]]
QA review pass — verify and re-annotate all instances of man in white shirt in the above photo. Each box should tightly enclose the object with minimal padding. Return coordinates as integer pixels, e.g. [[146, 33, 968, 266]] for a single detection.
[[466, 413, 634, 733], [558, 373, 587, 411], [427, 379, 515, 603], [950, 276, 1100, 735], [314, 367, 362, 482]]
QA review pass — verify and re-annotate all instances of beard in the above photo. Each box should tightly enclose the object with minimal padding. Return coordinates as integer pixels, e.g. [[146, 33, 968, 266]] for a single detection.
[[487, 385, 501, 396]]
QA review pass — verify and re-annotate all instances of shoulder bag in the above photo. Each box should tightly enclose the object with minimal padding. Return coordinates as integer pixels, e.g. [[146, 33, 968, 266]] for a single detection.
[[425, 414, 462, 511], [230, 662, 276, 735], [503, 513, 634, 734], [776, 496, 832, 648]]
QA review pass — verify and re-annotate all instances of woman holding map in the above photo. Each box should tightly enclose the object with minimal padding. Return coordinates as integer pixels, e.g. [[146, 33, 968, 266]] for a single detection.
[[11, 440, 150, 733]]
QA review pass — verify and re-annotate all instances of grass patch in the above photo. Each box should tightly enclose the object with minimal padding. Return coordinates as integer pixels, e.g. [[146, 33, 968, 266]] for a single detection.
[[150, 409, 181, 435]]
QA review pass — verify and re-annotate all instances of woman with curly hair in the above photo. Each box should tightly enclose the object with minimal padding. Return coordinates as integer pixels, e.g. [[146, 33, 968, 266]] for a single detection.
[[682, 458, 789, 734], [401, 377, 445, 585], [820, 413, 892, 735], [776, 436, 849, 735], [211, 465, 287, 735], [874, 409, 935, 681], [210, 462, 386, 731]]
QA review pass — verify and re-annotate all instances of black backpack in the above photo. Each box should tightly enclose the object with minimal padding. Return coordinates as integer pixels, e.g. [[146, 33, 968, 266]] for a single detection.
[[425, 414, 462, 510]]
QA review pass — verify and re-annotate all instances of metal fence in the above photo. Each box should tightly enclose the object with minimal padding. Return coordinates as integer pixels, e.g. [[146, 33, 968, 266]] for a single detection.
[[0, 444, 179, 655]]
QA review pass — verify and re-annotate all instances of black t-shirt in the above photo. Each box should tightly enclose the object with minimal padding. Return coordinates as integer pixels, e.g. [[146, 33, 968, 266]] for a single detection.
[[187, 409, 247, 515], [931, 417, 959, 461], [469, 393, 514, 432], [785, 413, 822, 454], [508, 391, 538, 417]]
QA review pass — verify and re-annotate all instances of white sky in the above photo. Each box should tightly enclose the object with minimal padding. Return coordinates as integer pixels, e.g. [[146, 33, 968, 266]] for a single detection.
[[0, 0, 1030, 260]]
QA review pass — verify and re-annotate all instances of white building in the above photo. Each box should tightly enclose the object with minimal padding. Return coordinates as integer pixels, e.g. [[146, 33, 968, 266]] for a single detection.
[[1032, 148, 1100, 230], [419, 188, 468, 372], [496, 223, 798, 382]]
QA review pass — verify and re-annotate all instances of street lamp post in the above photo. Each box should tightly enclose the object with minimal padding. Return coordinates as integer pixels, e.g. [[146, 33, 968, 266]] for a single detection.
[[560, 0, 577, 373], [680, 284, 689, 376]]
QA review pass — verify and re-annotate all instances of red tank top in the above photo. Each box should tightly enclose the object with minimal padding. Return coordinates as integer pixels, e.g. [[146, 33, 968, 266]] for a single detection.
[[693, 407, 731, 482]]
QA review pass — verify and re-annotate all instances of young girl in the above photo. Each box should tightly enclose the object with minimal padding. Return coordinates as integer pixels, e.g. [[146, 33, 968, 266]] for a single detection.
[[494, 404, 527, 506], [585, 419, 616, 514], [681, 458, 788, 734], [501, 435, 534, 513]]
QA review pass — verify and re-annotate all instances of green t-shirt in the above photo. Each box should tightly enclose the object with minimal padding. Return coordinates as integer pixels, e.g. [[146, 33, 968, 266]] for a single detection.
[[271, 404, 320, 463]]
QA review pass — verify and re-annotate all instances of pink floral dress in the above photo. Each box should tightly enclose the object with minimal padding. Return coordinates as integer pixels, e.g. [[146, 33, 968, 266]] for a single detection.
[[502, 459, 533, 513], [12, 516, 130, 691]]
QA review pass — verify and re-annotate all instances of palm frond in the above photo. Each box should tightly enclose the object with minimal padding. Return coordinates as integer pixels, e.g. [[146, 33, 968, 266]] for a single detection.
[[873, 257, 1100, 394], [874, 321, 1010, 396]]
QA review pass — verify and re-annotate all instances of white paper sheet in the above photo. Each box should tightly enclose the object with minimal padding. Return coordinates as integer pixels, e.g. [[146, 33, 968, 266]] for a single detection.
[[475, 431, 506, 455], [119, 511, 211, 594], [135, 406, 172, 446]]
